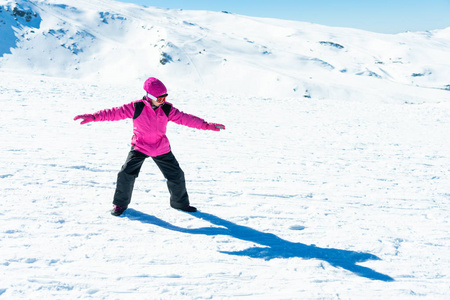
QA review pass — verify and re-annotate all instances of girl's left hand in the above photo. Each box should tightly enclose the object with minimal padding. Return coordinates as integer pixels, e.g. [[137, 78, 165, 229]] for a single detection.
[[202, 122, 226, 131]]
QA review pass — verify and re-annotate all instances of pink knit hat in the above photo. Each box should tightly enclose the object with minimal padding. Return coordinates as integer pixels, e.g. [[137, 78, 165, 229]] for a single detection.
[[143, 77, 167, 98]]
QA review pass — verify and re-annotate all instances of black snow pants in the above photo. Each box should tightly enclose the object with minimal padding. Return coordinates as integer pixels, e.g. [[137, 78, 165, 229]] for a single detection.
[[113, 149, 190, 209]]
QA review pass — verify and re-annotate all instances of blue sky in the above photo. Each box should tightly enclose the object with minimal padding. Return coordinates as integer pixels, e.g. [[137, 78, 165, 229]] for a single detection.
[[116, 0, 449, 34]]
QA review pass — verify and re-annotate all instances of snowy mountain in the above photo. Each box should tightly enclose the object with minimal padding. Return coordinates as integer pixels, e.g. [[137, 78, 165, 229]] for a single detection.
[[1, 0, 449, 98]]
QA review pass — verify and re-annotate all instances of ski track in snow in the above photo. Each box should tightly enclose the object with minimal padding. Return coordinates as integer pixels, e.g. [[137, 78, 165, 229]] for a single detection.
[[1, 71, 450, 298]]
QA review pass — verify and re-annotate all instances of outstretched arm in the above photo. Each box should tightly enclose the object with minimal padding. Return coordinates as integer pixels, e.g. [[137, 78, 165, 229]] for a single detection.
[[169, 106, 225, 131], [74, 102, 135, 125]]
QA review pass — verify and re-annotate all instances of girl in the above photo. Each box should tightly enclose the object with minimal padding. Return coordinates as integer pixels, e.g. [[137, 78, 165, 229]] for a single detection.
[[74, 77, 225, 216]]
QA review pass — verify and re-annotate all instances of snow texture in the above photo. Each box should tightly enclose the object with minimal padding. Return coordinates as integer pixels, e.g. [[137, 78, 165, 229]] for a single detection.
[[1, 0, 449, 299]]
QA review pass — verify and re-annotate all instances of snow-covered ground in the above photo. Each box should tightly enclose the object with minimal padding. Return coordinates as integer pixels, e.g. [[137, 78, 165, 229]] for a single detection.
[[1, 0, 450, 299], [1, 70, 449, 299]]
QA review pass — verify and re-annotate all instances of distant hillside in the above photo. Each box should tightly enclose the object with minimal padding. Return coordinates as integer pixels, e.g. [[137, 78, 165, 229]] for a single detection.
[[1, 0, 449, 98]]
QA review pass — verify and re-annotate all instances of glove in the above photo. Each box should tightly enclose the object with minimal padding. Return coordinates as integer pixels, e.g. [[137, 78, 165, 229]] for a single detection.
[[74, 114, 95, 125], [201, 122, 226, 131]]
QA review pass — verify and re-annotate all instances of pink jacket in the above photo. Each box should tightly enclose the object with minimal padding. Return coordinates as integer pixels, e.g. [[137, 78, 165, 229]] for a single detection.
[[93, 100, 206, 157]]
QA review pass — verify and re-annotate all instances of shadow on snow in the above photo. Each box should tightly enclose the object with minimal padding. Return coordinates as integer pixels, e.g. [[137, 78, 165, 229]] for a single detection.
[[124, 209, 393, 282]]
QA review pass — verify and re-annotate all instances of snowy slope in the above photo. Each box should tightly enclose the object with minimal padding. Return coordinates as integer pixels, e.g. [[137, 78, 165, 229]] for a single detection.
[[1, 0, 450, 98], [1, 0, 450, 299], [1, 70, 449, 299]]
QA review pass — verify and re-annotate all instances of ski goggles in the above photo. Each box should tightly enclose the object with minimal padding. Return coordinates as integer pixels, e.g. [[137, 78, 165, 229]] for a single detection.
[[146, 93, 168, 103]]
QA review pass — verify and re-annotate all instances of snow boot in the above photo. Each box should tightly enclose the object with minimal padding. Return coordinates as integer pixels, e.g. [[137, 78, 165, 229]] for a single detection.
[[111, 205, 128, 216], [178, 205, 197, 213]]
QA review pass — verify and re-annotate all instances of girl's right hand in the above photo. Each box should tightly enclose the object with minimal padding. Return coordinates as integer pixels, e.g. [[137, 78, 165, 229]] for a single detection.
[[74, 114, 95, 125]]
